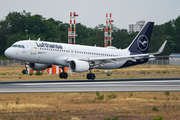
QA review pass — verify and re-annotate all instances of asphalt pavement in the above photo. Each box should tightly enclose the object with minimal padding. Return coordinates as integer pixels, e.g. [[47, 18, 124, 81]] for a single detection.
[[1, 78, 180, 93]]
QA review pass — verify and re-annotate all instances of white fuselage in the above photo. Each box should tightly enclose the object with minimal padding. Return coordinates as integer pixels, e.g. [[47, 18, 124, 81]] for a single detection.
[[5, 40, 131, 69]]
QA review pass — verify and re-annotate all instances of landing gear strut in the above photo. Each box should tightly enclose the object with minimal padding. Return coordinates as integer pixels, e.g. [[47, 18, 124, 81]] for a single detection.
[[59, 67, 68, 79], [86, 69, 96, 80]]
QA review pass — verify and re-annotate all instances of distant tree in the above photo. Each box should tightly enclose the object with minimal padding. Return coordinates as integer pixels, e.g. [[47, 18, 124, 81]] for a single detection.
[[0, 11, 180, 59], [0, 20, 8, 55], [6, 33, 25, 48]]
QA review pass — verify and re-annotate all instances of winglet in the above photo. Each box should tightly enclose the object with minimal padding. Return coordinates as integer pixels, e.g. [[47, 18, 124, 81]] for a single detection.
[[149, 40, 167, 55]]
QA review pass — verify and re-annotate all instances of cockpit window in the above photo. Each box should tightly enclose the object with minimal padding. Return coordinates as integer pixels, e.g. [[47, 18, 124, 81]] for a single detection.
[[12, 45, 18, 47], [11, 44, 25, 49]]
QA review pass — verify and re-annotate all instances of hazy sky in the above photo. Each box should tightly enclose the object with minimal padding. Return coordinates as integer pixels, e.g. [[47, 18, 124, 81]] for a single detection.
[[0, 0, 179, 29]]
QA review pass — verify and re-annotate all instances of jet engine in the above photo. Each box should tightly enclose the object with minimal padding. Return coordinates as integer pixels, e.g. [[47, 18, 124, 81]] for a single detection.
[[69, 60, 89, 72], [29, 63, 51, 71]]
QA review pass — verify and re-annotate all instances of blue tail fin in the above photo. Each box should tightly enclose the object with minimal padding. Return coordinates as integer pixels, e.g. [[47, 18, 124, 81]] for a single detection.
[[128, 22, 154, 54]]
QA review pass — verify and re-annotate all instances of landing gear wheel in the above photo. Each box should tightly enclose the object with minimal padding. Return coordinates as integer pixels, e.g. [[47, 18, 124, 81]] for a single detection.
[[63, 73, 68, 79], [59, 67, 68, 79], [59, 73, 63, 78], [87, 73, 90, 79], [91, 73, 95, 80], [22, 70, 28, 74], [86, 73, 96, 80]]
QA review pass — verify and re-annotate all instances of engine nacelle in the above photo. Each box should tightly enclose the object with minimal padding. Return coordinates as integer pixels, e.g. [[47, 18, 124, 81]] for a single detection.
[[29, 63, 51, 71], [69, 60, 89, 72]]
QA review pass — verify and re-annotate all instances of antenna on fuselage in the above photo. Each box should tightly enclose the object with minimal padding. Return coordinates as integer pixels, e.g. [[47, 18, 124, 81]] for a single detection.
[[29, 38, 31, 40], [37, 38, 41, 41]]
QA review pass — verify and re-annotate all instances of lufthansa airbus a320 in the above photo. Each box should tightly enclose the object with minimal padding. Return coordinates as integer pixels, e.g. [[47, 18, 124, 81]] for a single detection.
[[5, 22, 167, 80]]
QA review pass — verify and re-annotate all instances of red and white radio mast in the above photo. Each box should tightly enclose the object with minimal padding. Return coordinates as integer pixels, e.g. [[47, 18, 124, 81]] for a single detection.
[[104, 13, 108, 47], [104, 13, 114, 47], [109, 13, 114, 46], [68, 12, 78, 44], [68, 12, 72, 44]]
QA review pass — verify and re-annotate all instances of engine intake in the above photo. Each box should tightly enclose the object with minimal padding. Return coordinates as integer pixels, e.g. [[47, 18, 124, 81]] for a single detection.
[[69, 60, 89, 72], [29, 63, 50, 71]]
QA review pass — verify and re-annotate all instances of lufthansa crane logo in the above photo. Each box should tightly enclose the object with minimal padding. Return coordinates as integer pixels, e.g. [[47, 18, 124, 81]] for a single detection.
[[137, 35, 149, 51]]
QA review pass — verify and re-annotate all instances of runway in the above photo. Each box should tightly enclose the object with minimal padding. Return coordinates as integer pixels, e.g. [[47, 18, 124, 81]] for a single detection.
[[1, 78, 180, 93]]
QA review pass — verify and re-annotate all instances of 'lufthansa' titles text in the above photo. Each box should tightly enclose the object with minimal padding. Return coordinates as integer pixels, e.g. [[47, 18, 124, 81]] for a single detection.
[[36, 42, 63, 49]]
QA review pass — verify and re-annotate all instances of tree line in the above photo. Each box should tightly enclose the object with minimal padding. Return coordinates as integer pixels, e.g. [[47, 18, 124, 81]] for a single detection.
[[0, 10, 180, 59]]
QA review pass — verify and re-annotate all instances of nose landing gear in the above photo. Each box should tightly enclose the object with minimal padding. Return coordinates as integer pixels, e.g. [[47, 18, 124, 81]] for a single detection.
[[22, 62, 28, 74], [22, 69, 28, 74]]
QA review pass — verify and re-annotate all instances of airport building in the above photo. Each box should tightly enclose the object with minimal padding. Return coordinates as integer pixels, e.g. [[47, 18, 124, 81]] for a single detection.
[[169, 53, 180, 65], [129, 21, 145, 33]]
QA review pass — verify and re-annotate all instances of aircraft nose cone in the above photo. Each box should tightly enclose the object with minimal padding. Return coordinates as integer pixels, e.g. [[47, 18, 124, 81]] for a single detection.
[[4, 48, 12, 59]]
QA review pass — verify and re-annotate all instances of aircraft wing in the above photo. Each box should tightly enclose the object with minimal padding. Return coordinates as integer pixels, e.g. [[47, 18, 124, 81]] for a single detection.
[[66, 53, 168, 66], [82, 54, 149, 62], [65, 54, 150, 68]]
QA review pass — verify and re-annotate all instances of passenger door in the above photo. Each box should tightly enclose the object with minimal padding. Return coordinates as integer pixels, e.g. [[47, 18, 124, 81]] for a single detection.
[[30, 42, 36, 54]]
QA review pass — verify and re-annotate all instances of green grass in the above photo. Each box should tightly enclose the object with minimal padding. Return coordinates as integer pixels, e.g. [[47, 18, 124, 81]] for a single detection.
[[95, 91, 104, 100], [152, 106, 158, 111]]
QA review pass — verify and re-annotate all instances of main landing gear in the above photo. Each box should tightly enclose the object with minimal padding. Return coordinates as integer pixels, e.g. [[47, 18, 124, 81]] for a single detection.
[[86, 69, 96, 80], [59, 67, 68, 79]]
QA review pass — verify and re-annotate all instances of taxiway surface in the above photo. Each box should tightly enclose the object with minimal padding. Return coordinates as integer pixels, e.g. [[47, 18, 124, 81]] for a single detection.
[[0, 78, 180, 93]]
